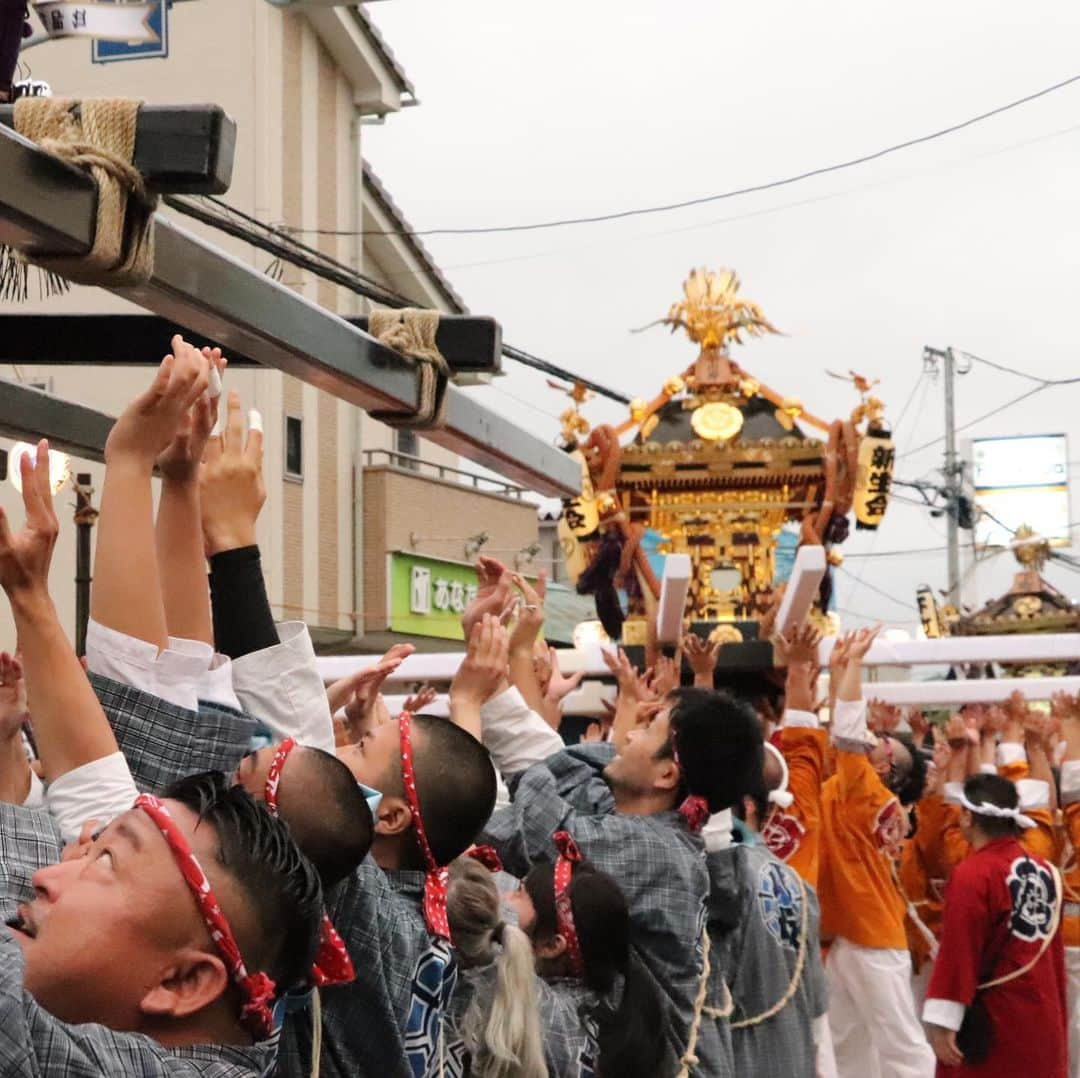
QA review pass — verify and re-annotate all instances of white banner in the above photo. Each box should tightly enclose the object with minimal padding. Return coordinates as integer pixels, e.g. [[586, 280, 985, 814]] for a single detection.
[[34, 2, 159, 44]]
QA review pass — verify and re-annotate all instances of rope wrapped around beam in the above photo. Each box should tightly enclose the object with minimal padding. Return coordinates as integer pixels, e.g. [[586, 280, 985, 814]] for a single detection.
[[368, 306, 451, 429], [1, 97, 157, 300]]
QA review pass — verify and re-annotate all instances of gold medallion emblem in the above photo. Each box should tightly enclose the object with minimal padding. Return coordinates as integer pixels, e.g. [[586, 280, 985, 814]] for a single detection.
[[690, 401, 744, 443]]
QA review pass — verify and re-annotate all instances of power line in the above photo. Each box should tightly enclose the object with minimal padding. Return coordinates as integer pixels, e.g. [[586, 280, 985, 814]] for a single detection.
[[163, 194, 632, 407], [959, 347, 1080, 386], [898, 384, 1050, 459], [297, 71, 1080, 238], [843, 546, 947, 559], [836, 564, 914, 612], [371, 120, 1080, 282]]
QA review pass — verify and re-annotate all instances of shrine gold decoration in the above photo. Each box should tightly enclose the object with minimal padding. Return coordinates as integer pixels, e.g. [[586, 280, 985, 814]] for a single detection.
[[690, 401, 744, 443], [659, 268, 780, 351]]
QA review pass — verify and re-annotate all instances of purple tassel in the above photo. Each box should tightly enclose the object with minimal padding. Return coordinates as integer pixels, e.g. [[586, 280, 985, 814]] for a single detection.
[[0, 1, 28, 103]]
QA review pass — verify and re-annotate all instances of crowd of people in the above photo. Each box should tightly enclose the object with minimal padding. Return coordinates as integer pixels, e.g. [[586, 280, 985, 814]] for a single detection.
[[0, 336, 1073, 1077]]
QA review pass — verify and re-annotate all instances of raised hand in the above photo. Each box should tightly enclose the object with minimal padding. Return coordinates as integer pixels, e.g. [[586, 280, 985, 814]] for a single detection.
[[545, 645, 584, 703], [200, 391, 265, 555], [907, 708, 930, 746], [651, 654, 680, 700], [402, 685, 439, 715], [0, 652, 29, 741], [601, 647, 644, 701], [508, 571, 546, 655], [105, 336, 210, 466], [462, 556, 513, 640], [332, 644, 414, 733], [683, 633, 721, 686], [157, 346, 226, 483], [781, 623, 823, 667], [452, 613, 510, 710], [868, 698, 901, 734], [0, 440, 60, 601]]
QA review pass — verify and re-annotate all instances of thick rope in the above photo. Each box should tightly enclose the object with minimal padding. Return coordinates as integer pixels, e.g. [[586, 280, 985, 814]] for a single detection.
[[368, 307, 450, 429], [310, 987, 323, 1078], [5, 97, 157, 295], [676, 926, 715, 1078]]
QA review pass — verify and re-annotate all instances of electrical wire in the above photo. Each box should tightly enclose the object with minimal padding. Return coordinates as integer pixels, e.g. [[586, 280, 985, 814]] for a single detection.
[[843, 546, 948, 559], [294, 71, 1080, 238], [898, 385, 1051, 459], [836, 564, 914, 612], [955, 350, 1080, 385], [162, 194, 632, 406]]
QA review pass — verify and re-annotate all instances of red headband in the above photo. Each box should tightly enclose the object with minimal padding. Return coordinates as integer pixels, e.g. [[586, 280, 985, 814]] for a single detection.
[[399, 711, 451, 939], [552, 831, 586, 979], [466, 844, 504, 874], [262, 738, 355, 988], [670, 737, 709, 833], [134, 793, 276, 1040]]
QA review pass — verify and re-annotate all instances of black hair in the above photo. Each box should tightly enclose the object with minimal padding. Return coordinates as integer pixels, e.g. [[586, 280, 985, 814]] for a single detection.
[[411, 713, 498, 866], [962, 773, 1022, 839], [525, 859, 667, 1078], [280, 747, 374, 889], [658, 687, 765, 814], [165, 771, 323, 992], [889, 731, 928, 807]]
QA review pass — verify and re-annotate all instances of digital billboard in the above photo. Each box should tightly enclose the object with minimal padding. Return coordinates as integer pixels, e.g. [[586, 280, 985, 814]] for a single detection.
[[972, 434, 1070, 547]]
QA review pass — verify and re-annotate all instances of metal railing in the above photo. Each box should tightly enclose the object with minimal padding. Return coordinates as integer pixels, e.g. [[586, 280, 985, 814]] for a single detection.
[[363, 448, 527, 499]]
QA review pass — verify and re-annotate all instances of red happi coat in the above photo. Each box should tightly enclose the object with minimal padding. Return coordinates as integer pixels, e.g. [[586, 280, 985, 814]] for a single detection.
[[926, 836, 1067, 1078]]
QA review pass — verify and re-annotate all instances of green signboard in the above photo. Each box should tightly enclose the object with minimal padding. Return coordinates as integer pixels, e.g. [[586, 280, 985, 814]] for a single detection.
[[388, 553, 481, 641]]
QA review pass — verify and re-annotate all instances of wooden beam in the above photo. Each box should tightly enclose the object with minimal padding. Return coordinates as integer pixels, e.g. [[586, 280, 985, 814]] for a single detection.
[[0, 103, 236, 194], [0, 312, 501, 376]]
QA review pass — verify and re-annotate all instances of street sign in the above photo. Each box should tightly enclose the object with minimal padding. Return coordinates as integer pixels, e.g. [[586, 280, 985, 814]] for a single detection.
[[91, 0, 167, 64]]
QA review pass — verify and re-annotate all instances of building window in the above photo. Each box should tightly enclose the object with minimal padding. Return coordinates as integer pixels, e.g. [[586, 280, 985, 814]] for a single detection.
[[395, 429, 419, 470], [285, 415, 303, 479]]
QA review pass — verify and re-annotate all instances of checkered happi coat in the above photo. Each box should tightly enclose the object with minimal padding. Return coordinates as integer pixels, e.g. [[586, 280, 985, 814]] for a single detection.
[[91, 673, 256, 792], [0, 803, 274, 1077], [480, 743, 732, 1077]]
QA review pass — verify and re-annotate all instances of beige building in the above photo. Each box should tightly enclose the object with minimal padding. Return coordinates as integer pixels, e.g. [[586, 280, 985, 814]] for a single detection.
[[0, 1, 538, 651]]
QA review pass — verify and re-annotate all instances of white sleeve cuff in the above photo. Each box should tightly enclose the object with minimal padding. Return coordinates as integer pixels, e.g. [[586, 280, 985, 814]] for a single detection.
[[831, 698, 871, 745], [45, 751, 139, 844], [479, 685, 564, 777], [703, 809, 733, 853], [1061, 760, 1080, 802], [997, 742, 1026, 768], [85, 619, 211, 711], [1016, 778, 1051, 812], [923, 998, 966, 1032], [21, 768, 45, 811], [943, 781, 964, 805], [783, 709, 820, 730], [231, 622, 335, 753]]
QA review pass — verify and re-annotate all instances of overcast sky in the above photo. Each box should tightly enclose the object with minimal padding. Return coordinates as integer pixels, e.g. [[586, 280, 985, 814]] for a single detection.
[[364, 0, 1080, 629]]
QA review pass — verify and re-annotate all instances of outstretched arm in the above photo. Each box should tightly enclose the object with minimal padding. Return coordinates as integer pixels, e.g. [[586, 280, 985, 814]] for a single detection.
[[91, 339, 210, 650], [155, 346, 224, 647], [0, 443, 119, 781]]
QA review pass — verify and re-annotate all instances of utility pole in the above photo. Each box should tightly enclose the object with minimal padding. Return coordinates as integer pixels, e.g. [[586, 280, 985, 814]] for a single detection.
[[943, 347, 961, 608], [921, 346, 968, 609], [72, 473, 98, 658]]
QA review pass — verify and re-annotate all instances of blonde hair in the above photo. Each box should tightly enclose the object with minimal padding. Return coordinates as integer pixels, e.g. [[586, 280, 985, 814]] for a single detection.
[[448, 859, 548, 1078]]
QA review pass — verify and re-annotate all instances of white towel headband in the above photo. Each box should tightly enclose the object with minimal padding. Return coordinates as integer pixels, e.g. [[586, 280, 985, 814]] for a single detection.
[[956, 791, 1036, 829]]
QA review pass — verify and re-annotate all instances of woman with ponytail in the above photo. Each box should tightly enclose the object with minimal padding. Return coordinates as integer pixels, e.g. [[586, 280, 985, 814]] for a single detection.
[[446, 857, 548, 1078], [507, 834, 668, 1078]]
